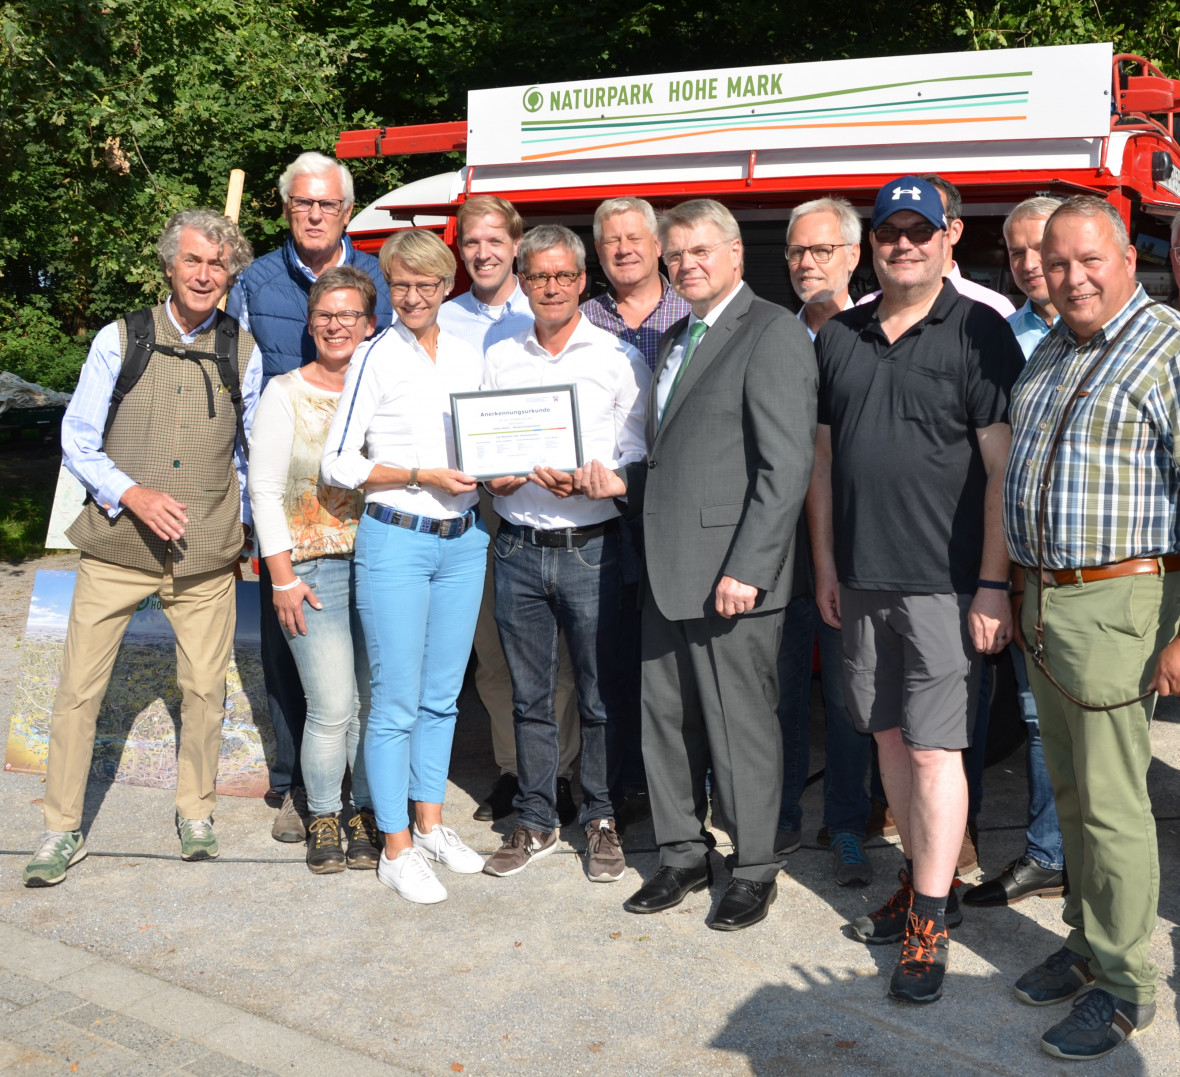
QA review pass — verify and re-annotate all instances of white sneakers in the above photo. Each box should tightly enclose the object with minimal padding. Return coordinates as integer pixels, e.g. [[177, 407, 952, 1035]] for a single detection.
[[378, 847, 447, 904], [377, 826, 486, 904], [412, 824, 486, 874]]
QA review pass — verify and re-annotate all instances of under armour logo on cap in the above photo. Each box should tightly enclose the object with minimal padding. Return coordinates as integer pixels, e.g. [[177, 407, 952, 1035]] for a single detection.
[[872, 174, 947, 231]]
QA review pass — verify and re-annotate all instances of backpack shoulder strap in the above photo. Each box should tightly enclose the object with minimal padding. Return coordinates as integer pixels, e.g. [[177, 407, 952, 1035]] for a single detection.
[[211, 310, 246, 447], [104, 308, 156, 443]]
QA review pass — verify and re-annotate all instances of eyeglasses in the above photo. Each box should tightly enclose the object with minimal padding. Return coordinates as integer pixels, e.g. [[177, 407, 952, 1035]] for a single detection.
[[785, 243, 851, 266], [663, 241, 727, 267], [522, 270, 581, 289], [310, 309, 365, 327], [287, 196, 347, 216], [873, 223, 941, 246], [388, 279, 445, 299]]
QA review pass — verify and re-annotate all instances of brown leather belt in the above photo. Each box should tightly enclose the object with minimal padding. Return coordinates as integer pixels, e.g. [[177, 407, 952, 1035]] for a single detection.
[[1044, 554, 1180, 586]]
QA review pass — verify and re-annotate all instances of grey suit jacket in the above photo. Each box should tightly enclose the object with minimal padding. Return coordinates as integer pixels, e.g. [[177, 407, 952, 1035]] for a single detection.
[[622, 282, 817, 621]]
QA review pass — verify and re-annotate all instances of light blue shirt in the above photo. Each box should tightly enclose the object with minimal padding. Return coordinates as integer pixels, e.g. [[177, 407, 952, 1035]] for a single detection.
[[62, 299, 263, 524], [1006, 297, 1055, 360], [437, 283, 534, 356]]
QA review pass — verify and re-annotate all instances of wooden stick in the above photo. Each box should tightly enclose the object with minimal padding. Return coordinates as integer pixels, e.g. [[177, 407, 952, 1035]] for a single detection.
[[218, 169, 246, 311]]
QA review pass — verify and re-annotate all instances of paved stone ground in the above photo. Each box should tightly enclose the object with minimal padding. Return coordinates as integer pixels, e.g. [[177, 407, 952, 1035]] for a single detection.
[[0, 554, 1178, 1075]]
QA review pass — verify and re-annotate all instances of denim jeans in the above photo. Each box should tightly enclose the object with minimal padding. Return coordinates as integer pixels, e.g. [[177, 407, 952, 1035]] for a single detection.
[[1011, 643, 1065, 870], [967, 646, 1064, 871], [777, 596, 871, 836], [258, 560, 306, 793], [493, 522, 621, 833], [354, 512, 488, 835], [284, 556, 370, 816]]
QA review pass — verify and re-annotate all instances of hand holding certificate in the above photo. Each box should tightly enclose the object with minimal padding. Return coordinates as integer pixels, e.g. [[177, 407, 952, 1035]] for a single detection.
[[451, 385, 582, 480]]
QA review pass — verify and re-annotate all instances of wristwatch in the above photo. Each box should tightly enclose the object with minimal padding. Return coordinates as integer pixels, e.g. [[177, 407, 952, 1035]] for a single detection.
[[407, 467, 421, 491]]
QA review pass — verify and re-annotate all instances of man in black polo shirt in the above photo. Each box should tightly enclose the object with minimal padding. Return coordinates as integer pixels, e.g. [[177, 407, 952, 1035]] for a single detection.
[[810, 175, 1022, 1003]]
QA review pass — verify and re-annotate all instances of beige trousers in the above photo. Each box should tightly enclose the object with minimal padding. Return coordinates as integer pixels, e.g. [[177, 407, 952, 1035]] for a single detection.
[[43, 553, 236, 831]]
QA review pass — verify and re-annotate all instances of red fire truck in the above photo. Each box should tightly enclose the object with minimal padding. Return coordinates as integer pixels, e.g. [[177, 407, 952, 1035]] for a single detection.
[[336, 42, 1180, 304]]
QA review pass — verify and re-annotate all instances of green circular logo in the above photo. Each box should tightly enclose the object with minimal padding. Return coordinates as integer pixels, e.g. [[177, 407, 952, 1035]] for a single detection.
[[522, 86, 544, 113]]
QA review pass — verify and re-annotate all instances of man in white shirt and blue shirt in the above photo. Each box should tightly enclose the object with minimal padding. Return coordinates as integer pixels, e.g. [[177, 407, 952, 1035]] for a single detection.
[[480, 225, 650, 883], [439, 197, 583, 828]]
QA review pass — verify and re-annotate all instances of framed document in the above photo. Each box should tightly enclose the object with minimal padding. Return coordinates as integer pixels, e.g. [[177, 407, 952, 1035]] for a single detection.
[[451, 384, 582, 480]]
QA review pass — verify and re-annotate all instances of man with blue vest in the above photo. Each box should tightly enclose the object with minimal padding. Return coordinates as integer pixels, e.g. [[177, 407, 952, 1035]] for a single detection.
[[227, 152, 391, 844]]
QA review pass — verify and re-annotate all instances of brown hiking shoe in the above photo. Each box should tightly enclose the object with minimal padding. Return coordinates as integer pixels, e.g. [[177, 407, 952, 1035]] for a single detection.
[[345, 807, 380, 870], [585, 818, 625, 882], [306, 814, 346, 874], [271, 787, 309, 843]]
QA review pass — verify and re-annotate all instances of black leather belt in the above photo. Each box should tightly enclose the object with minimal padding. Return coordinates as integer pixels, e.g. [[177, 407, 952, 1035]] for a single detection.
[[500, 518, 618, 549], [365, 504, 478, 538]]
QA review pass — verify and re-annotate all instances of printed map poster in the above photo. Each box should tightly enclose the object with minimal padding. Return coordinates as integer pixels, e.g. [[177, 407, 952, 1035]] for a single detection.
[[6, 570, 273, 797]]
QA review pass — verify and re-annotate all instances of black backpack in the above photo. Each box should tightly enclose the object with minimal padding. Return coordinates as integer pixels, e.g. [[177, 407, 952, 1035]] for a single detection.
[[104, 307, 246, 447]]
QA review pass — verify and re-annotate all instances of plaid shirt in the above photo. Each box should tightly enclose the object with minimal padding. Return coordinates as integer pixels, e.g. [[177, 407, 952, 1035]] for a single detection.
[[1004, 286, 1180, 569], [581, 277, 690, 370]]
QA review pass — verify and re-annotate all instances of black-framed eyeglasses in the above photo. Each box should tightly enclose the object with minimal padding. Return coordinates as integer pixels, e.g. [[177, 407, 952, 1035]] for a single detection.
[[873, 223, 941, 246], [522, 270, 581, 289], [785, 243, 851, 266], [388, 279, 445, 299], [287, 196, 347, 216], [310, 309, 365, 327]]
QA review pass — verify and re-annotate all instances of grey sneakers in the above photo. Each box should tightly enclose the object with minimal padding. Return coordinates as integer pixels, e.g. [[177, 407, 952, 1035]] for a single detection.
[[271, 787, 309, 843], [176, 815, 219, 861]]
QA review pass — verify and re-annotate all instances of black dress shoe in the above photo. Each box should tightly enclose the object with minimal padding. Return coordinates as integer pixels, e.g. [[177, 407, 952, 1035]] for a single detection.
[[962, 855, 1065, 907], [614, 790, 651, 836], [709, 878, 777, 931], [473, 773, 519, 821], [624, 862, 712, 914], [556, 777, 578, 826]]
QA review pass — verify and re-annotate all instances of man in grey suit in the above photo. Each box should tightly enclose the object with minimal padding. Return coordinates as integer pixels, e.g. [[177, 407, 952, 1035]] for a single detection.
[[573, 198, 817, 930]]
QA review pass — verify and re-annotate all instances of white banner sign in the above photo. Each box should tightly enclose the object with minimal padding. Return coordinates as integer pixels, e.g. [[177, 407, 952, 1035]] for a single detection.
[[466, 43, 1113, 167]]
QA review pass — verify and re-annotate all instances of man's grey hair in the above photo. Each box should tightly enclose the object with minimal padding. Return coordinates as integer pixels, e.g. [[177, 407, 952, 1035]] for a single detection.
[[156, 209, 253, 281], [593, 198, 658, 243], [517, 224, 586, 273], [658, 199, 741, 248], [278, 151, 355, 206], [1046, 195, 1130, 253], [787, 197, 861, 247], [1003, 196, 1065, 242]]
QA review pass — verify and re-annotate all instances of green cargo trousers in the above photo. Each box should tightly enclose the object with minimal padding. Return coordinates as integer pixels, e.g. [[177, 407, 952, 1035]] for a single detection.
[[1021, 569, 1180, 1005]]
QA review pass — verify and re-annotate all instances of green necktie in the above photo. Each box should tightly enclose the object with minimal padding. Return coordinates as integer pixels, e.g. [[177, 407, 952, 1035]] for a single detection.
[[662, 320, 707, 425]]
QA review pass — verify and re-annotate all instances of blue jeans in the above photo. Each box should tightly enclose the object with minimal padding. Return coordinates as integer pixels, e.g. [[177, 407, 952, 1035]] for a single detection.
[[777, 596, 871, 836], [259, 560, 306, 793], [1012, 644, 1065, 870], [494, 523, 620, 833], [284, 556, 371, 816], [354, 512, 488, 835]]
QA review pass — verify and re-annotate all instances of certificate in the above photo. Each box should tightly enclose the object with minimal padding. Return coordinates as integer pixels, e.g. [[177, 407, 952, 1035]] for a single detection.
[[451, 385, 582, 479]]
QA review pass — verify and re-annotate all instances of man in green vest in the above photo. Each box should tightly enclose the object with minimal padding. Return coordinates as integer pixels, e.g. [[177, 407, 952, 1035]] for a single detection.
[[23, 209, 263, 887]]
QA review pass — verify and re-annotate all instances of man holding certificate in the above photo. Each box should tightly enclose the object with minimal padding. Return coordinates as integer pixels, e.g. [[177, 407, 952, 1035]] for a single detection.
[[574, 199, 817, 931], [479, 225, 651, 884]]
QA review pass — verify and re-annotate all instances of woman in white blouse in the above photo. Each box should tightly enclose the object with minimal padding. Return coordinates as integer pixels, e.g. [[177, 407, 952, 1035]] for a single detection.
[[248, 265, 379, 875], [322, 230, 487, 904]]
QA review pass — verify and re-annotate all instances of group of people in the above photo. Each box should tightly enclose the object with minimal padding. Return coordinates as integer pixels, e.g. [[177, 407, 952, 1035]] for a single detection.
[[21, 147, 1180, 1063]]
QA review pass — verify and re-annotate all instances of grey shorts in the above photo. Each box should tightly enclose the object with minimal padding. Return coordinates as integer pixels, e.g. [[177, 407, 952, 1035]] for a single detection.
[[840, 588, 981, 751]]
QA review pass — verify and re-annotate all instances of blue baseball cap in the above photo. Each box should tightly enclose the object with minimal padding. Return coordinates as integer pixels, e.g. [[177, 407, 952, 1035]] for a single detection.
[[871, 175, 947, 231]]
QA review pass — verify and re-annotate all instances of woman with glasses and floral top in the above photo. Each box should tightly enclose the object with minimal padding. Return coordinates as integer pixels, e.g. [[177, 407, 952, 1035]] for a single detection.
[[322, 230, 488, 904], [248, 264, 379, 875]]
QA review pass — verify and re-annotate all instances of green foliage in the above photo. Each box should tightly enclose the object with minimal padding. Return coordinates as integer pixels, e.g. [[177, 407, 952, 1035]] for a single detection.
[[0, 488, 52, 562], [1, 0, 1177, 395], [0, 299, 90, 393]]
